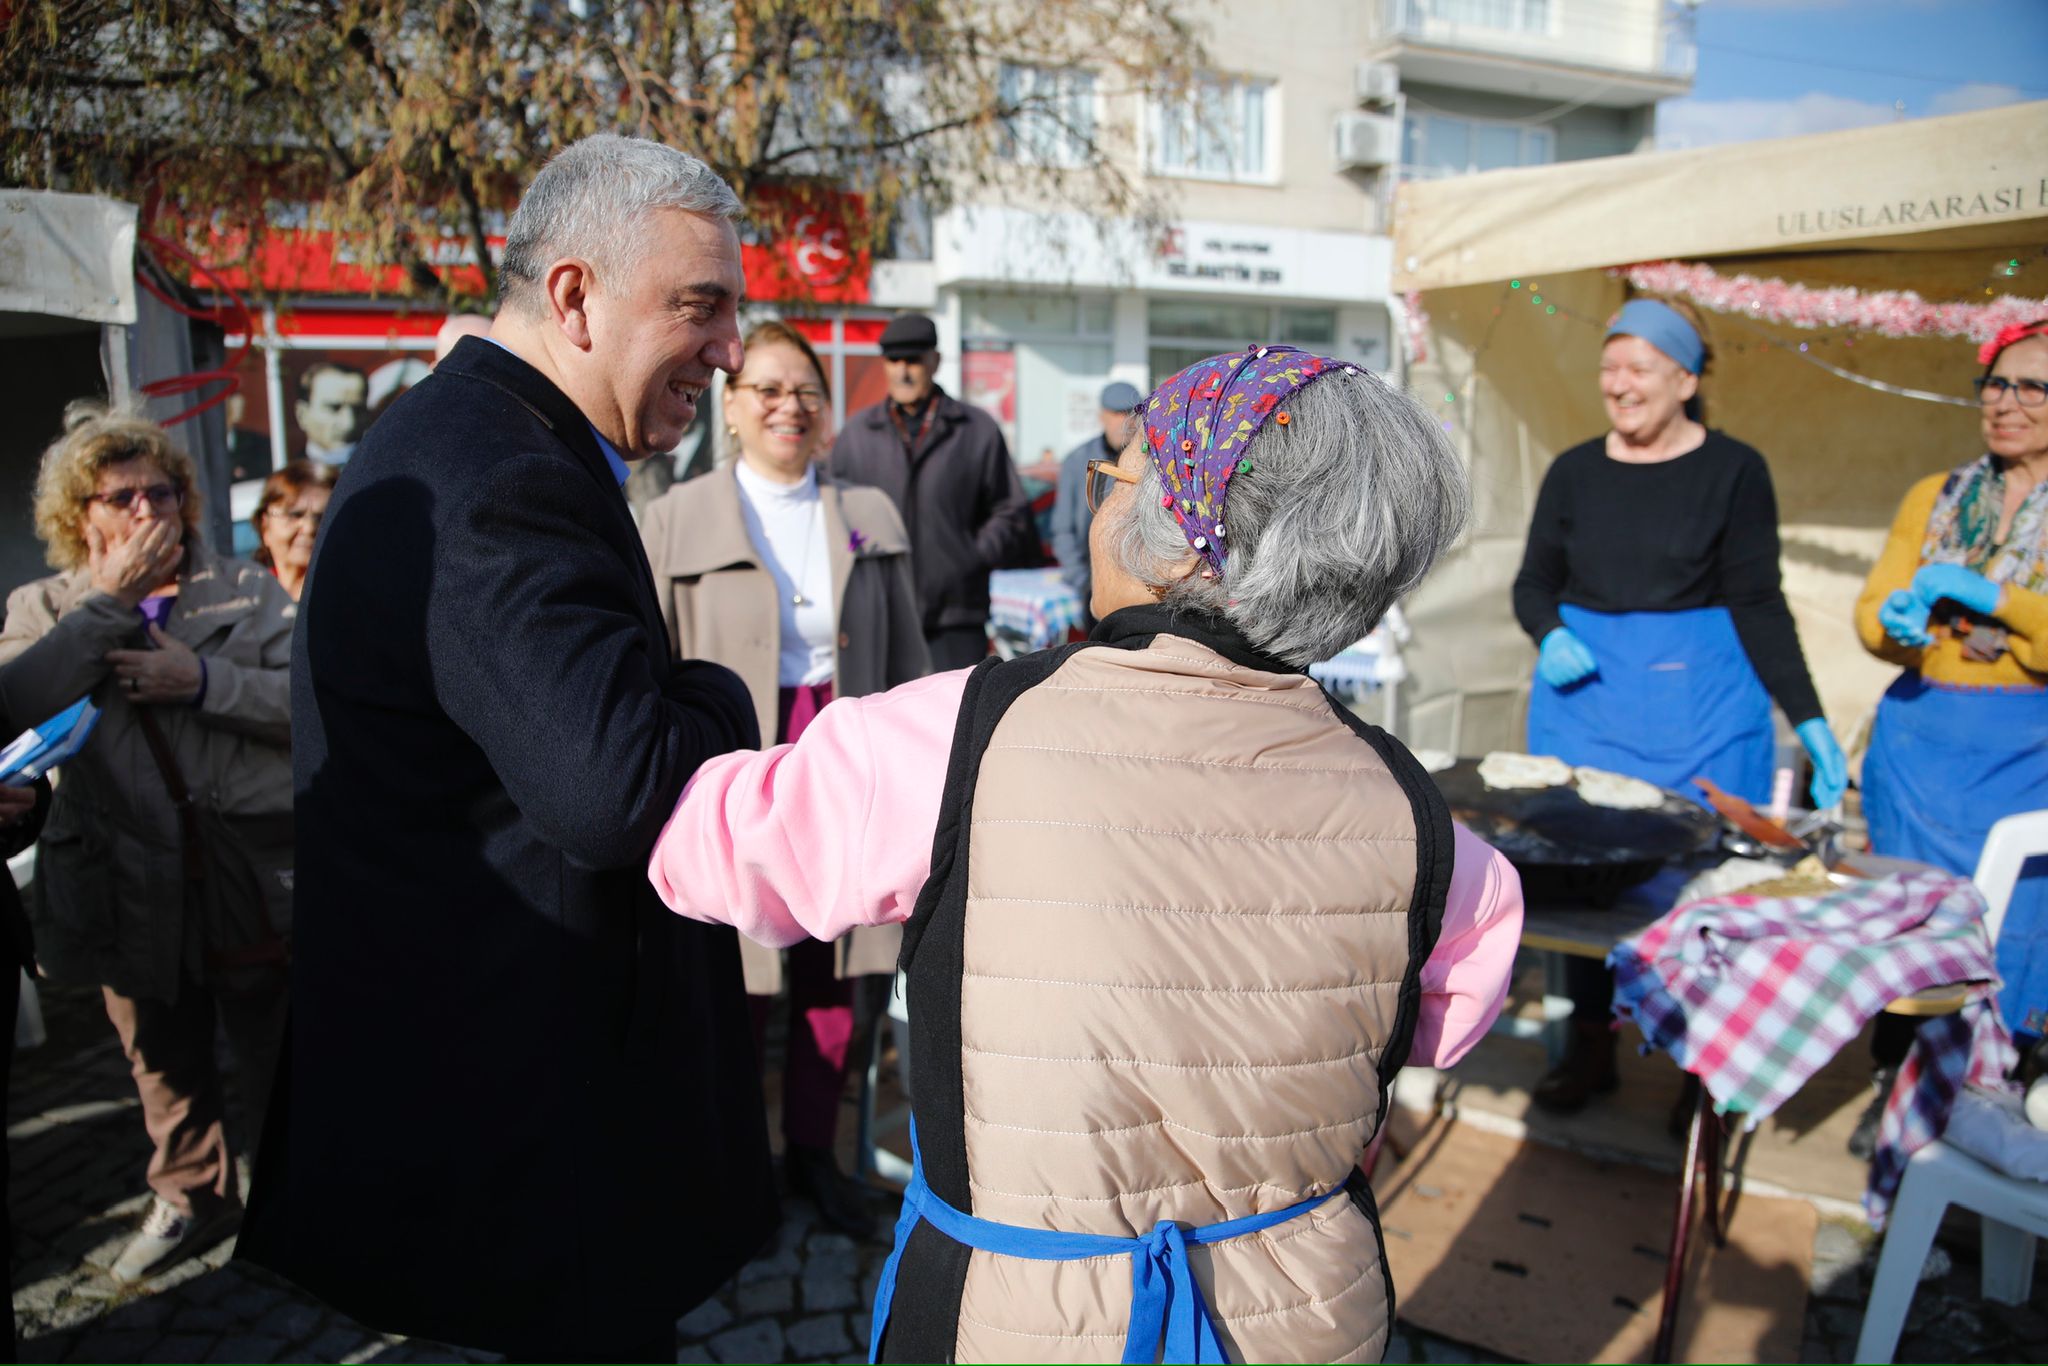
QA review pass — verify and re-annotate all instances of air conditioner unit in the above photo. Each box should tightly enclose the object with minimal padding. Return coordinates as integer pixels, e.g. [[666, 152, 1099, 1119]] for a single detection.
[[1333, 112, 1400, 172], [1355, 61, 1400, 106]]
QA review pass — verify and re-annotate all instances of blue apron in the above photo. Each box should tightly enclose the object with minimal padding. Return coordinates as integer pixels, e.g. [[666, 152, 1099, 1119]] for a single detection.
[[868, 1127, 1341, 1364], [1526, 604, 1775, 808], [1863, 673, 2048, 1039]]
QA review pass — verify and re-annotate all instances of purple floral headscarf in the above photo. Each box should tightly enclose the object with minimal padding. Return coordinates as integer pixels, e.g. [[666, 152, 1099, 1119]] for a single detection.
[[1141, 345, 1366, 577]]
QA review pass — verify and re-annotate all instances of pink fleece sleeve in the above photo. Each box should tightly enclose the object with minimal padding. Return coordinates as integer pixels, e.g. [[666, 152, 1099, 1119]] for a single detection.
[[648, 669, 971, 947], [1408, 822, 1525, 1069]]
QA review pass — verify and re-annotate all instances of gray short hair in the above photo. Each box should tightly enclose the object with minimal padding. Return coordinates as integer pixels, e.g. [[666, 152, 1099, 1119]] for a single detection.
[[1112, 369, 1468, 667], [499, 134, 743, 313]]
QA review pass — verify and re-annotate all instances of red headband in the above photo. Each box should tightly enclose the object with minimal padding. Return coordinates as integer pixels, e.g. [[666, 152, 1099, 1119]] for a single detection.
[[1978, 321, 2048, 367]]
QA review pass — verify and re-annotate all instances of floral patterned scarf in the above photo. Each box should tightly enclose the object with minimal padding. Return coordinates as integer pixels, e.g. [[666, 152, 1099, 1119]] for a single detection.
[[1920, 453, 2048, 595]]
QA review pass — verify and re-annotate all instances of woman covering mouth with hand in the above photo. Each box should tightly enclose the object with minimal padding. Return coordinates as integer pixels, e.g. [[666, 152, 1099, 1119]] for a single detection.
[[639, 320, 928, 1239]]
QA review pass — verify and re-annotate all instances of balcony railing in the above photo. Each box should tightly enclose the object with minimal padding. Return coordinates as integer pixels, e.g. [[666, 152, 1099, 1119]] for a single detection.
[[1370, 0, 1696, 82]]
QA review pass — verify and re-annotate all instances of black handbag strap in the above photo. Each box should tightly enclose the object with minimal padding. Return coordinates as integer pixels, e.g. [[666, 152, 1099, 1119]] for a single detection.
[[136, 706, 289, 972], [134, 706, 206, 885]]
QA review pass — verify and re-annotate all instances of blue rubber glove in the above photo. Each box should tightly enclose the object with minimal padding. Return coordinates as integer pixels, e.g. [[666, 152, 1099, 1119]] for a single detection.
[[1910, 562, 2004, 617], [1535, 627, 1598, 688], [1878, 589, 1932, 646], [1795, 718, 1848, 810]]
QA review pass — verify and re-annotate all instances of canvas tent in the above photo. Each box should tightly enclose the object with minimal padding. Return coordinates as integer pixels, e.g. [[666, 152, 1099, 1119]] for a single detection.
[[0, 190, 232, 602], [1389, 101, 2048, 763]]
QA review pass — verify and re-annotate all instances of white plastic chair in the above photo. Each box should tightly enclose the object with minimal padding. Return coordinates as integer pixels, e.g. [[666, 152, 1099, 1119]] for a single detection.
[[1855, 808, 2048, 1364]]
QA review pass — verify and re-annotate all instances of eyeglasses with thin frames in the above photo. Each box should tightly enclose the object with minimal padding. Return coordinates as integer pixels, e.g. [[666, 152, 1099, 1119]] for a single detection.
[[1974, 376, 2048, 409], [1085, 459, 1140, 514], [88, 484, 183, 514], [731, 382, 827, 414], [266, 506, 324, 528]]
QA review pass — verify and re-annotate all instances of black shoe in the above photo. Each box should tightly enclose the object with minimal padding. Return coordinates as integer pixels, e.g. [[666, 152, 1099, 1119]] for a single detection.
[[1532, 1020, 1620, 1115], [785, 1143, 878, 1241], [1847, 1068, 1898, 1160], [1667, 1074, 1703, 1143]]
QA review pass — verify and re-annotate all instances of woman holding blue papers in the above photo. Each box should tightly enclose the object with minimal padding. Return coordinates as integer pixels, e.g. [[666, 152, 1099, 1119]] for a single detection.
[[0, 403, 295, 1287], [1512, 297, 1848, 1114]]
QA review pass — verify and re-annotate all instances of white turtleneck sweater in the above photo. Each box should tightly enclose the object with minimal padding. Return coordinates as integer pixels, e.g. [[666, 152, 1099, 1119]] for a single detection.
[[733, 459, 836, 688]]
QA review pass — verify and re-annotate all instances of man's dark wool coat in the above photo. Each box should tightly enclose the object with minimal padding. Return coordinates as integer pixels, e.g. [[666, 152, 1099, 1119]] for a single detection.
[[827, 386, 1040, 633], [238, 338, 777, 1356]]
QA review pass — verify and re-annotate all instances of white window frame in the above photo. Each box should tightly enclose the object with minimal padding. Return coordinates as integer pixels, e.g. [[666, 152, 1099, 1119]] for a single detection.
[[1146, 75, 1279, 187], [997, 63, 1098, 169]]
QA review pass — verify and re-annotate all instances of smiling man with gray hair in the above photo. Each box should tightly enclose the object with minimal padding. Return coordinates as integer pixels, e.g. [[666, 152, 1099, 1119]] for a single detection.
[[238, 134, 777, 1361]]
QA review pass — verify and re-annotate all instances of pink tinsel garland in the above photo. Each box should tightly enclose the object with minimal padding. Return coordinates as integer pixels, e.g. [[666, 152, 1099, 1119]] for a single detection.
[[1621, 260, 2048, 344], [1401, 289, 1430, 365]]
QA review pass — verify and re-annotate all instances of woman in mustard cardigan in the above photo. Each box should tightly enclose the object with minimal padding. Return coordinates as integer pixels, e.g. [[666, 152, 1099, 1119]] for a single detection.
[[1854, 319, 2048, 1145]]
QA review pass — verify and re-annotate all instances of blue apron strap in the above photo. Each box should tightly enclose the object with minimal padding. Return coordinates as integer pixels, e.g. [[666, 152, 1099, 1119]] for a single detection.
[[866, 1176, 926, 1363], [888, 1123, 1341, 1364], [868, 1119, 948, 1363]]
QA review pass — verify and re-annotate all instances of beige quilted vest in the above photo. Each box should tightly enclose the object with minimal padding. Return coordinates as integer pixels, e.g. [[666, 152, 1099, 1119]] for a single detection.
[[887, 619, 1446, 1366]]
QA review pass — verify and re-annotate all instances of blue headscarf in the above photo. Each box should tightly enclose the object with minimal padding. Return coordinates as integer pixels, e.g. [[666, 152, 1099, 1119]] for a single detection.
[[1607, 299, 1705, 375]]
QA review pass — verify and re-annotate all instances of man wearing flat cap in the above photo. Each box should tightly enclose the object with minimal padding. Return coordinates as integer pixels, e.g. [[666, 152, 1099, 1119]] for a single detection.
[[1050, 379, 1142, 612], [828, 313, 1038, 671]]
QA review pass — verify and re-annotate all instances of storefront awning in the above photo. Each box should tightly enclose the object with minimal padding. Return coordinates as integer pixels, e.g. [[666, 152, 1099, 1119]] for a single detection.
[[1392, 101, 2048, 292]]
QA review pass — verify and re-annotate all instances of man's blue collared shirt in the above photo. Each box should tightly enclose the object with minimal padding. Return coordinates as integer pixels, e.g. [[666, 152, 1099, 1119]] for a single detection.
[[587, 426, 631, 487], [481, 336, 630, 487]]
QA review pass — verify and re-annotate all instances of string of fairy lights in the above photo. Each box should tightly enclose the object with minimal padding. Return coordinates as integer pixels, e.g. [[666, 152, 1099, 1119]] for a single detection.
[[1414, 247, 2048, 436]]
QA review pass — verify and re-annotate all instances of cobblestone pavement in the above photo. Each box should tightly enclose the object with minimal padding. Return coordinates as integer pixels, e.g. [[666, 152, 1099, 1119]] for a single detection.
[[10, 977, 2043, 1363]]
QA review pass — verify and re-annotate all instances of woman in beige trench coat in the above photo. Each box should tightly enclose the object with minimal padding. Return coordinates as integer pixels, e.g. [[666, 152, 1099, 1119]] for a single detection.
[[640, 320, 927, 1238]]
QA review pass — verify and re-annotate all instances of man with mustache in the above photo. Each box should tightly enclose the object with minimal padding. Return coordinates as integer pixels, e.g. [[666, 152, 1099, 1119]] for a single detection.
[[239, 135, 776, 1362]]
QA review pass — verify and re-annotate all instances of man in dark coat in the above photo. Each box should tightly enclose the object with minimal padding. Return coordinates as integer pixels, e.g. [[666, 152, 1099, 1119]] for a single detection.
[[827, 314, 1038, 671], [1049, 379, 1142, 616], [238, 135, 777, 1362]]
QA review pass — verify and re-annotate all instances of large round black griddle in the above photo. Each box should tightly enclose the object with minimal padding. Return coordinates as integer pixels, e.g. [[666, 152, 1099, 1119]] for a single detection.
[[1430, 758, 1721, 905]]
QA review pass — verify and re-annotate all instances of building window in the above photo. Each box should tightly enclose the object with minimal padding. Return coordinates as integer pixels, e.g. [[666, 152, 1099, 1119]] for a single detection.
[[960, 291, 1115, 466], [1146, 299, 1337, 381], [1150, 76, 1275, 184], [1402, 112, 1554, 178], [998, 64, 1096, 167], [1405, 0, 1551, 34]]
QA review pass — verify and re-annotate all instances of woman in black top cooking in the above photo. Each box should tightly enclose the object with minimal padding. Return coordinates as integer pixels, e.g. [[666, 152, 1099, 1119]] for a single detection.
[[1513, 297, 1848, 1114]]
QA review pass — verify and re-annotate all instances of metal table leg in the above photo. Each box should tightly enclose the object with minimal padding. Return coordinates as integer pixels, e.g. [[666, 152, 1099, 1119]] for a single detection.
[[1656, 1084, 1738, 1362], [1654, 1083, 1708, 1363], [1542, 949, 1572, 1067]]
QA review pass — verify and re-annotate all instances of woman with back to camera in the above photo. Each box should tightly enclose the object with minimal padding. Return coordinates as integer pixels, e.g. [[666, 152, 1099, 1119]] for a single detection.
[[650, 346, 1524, 1363], [639, 320, 927, 1239], [1512, 296, 1849, 1114], [1850, 319, 2048, 1153]]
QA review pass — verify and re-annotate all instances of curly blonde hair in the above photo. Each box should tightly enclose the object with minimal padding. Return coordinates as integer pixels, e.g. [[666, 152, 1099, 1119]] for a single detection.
[[33, 402, 203, 572]]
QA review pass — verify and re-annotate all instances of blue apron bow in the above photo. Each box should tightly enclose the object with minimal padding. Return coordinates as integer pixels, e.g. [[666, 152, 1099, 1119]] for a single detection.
[[1126, 1217, 1227, 1364], [870, 1126, 1340, 1364]]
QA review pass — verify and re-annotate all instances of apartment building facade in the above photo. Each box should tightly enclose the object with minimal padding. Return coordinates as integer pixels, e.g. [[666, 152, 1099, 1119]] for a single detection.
[[875, 0, 1697, 465]]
